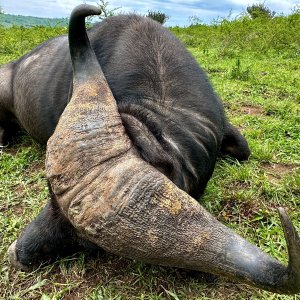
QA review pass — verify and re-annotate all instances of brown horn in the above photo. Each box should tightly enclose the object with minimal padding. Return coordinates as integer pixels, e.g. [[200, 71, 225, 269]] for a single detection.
[[46, 5, 300, 294]]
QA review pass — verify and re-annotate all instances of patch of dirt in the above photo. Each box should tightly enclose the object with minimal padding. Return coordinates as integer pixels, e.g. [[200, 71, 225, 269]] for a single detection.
[[13, 206, 24, 216], [262, 162, 298, 183], [13, 185, 26, 194], [12, 179, 45, 195], [0, 145, 18, 156], [240, 105, 264, 116], [26, 159, 45, 173], [217, 199, 258, 224]]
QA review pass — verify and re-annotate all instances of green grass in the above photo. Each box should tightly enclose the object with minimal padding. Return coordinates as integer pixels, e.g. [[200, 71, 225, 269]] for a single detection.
[[0, 15, 299, 299]]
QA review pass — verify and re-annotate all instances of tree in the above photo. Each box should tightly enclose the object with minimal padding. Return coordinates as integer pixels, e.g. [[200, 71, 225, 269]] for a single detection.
[[96, 0, 121, 19], [0, 6, 4, 14], [147, 10, 169, 24], [246, 3, 276, 19]]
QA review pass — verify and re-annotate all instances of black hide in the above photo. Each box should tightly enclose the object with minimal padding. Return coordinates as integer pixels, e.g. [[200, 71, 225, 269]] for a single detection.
[[0, 15, 250, 198]]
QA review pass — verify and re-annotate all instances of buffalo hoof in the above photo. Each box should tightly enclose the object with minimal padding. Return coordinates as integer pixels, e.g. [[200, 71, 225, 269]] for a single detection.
[[8, 240, 32, 272]]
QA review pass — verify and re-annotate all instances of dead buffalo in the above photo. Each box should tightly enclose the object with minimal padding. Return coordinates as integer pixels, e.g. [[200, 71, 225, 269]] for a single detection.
[[4, 4, 299, 295]]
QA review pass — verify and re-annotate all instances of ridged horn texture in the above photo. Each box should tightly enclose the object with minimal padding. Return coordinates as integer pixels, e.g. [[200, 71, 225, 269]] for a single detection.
[[46, 5, 300, 294]]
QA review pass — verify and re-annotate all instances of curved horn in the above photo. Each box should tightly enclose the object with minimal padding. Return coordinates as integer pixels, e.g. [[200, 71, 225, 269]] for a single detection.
[[68, 4, 102, 84], [46, 5, 300, 294]]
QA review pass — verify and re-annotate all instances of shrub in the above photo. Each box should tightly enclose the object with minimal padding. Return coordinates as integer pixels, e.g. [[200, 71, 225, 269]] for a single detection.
[[228, 59, 253, 81], [95, 0, 121, 19], [246, 3, 276, 19], [170, 11, 300, 59], [147, 10, 169, 24]]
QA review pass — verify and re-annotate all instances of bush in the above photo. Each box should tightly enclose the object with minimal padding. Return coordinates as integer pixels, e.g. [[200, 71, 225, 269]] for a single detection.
[[228, 59, 253, 81], [246, 3, 276, 19], [170, 11, 300, 59], [147, 10, 169, 24]]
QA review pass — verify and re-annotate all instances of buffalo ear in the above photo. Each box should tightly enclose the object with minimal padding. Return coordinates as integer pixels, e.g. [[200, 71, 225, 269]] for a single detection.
[[221, 123, 251, 161]]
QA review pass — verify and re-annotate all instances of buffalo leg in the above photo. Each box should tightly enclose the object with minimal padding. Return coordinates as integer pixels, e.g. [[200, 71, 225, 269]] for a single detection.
[[0, 62, 17, 146], [8, 183, 90, 270], [0, 119, 21, 146], [221, 123, 251, 161]]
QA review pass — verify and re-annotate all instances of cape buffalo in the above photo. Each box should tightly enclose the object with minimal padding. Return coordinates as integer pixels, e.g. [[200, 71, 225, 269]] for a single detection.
[[3, 4, 299, 294]]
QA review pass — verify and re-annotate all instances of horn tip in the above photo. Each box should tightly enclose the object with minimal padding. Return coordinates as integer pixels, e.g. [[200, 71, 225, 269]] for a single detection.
[[71, 4, 102, 18], [277, 207, 297, 235], [276, 207, 300, 294]]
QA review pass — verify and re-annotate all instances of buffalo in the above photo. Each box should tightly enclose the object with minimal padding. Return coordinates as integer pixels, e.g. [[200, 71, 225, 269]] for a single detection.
[[2, 4, 299, 294]]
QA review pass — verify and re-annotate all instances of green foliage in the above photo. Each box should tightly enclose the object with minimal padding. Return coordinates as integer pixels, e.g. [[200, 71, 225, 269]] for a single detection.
[[228, 59, 252, 81], [247, 3, 276, 19], [0, 13, 69, 27], [147, 10, 169, 24], [0, 26, 67, 60], [95, 0, 121, 20], [172, 12, 300, 59]]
